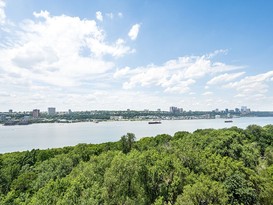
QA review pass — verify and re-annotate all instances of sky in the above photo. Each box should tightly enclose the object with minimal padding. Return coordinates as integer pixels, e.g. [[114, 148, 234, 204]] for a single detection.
[[0, 0, 273, 112]]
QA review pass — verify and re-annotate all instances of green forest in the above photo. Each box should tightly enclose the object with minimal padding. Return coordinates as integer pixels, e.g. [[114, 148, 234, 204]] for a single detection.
[[1, 125, 273, 204]]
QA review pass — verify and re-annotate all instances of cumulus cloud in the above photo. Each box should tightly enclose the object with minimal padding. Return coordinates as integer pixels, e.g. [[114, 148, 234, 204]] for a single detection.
[[163, 79, 195, 93], [96, 11, 103, 21], [207, 72, 245, 85], [0, 10, 133, 89], [0, 0, 6, 24], [128, 23, 140, 40], [33, 10, 50, 19], [224, 71, 273, 96], [114, 66, 131, 78], [115, 51, 243, 93]]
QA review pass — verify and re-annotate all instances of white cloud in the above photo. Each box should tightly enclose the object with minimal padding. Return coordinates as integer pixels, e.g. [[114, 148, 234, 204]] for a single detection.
[[118, 12, 123, 18], [225, 71, 273, 95], [0, 0, 6, 24], [207, 49, 228, 58], [0, 10, 133, 93], [114, 66, 131, 78], [163, 79, 195, 93], [33, 10, 50, 19], [128, 23, 140, 40], [115, 52, 242, 93], [207, 72, 245, 85], [96, 11, 103, 21]]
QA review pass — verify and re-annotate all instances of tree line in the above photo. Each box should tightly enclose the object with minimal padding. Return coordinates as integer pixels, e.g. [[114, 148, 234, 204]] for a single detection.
[[1, 124, 273, 204]]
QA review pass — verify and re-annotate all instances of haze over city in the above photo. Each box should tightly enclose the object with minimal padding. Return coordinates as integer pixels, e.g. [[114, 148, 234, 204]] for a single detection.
[[0, 0, 273, 111]]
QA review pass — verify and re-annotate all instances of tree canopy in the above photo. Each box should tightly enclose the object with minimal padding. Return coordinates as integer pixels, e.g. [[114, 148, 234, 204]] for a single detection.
[[1, 125, 273, 204]]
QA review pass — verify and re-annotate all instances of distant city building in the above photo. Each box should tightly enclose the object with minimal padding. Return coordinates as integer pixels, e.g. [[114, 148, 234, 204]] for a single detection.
[[0, 115, 6, 121], [48, 107, 56, 115], [241, 106, 251, 114], [215, 115, 221, 119], [9, 109, 12, 113], [68, 109, 72, 115], [235, 108, 240, 113], [225, 108, 229, 113], [241, 106, 248, 113], [110, 116, 123, 120], [32, 109, 40, 118], [157, 108, 161, 112], [214, 108, 219, 112], [23, 116, 31, 120], [170, 106, 183, 114]]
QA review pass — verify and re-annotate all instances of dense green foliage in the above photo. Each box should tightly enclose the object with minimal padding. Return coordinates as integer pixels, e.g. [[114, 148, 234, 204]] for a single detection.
[[1, 125, 273, 204]]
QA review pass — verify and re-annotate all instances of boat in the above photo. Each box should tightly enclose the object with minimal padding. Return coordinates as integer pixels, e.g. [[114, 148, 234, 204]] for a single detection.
[[224, 120, 233, 123], [148, 121, 161, 124]]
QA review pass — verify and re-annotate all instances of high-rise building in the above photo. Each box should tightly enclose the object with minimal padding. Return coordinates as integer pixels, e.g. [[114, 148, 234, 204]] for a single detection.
[[241, 106, 247, 112], [169, 106, 183, 114], [32, 109, 40, 118], [48, 107, 56, 115]]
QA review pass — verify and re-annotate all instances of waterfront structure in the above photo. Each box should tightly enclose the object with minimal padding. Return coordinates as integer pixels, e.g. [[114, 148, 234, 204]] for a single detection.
[[48, 107, 56, 115], [32, 109, 40, 118]]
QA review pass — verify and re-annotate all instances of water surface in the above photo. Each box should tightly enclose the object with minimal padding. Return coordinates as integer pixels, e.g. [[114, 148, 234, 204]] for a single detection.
[[1, 117, 273, 153]]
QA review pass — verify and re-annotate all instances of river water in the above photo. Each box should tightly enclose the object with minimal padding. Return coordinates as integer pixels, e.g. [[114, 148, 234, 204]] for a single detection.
[[1, 117, 273, 153]]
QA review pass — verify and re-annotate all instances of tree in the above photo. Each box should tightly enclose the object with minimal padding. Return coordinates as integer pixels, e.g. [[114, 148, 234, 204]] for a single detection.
[[175, 175, 228, 205], [120, 133, 136, 154]]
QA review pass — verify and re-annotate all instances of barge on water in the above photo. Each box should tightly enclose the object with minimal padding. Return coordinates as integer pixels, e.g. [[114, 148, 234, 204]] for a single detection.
[[148, 121, 162, 124]]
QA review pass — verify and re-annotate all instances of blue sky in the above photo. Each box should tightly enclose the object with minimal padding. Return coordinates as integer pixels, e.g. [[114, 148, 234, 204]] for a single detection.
[[0, 0, 273, 111]]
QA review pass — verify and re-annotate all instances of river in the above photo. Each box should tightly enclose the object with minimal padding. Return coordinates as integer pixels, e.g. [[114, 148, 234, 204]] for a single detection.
[[1, 117, 273, 153]]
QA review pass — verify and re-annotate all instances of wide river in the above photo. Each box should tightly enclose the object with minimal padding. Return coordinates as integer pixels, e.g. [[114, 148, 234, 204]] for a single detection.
[[1, 117, 273, 153]]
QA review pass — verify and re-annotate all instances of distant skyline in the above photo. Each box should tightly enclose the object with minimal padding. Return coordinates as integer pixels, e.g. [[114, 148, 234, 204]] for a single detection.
[[0, 0, 273, 111]]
